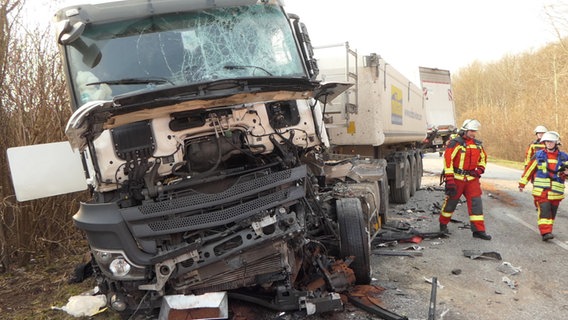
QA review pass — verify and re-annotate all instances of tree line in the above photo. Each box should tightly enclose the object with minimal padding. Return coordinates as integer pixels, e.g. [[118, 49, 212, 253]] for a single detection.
[[0, 0, 87, 271], [453, 41, 568, 162]]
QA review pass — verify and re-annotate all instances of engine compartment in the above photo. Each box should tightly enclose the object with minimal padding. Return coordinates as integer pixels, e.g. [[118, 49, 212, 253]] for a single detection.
[[89, 99, 320, 197]]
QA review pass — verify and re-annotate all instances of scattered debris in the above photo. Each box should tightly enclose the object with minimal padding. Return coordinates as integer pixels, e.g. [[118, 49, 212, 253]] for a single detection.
[[451, 269, 462, 275], [346, 285, 409, 320], [424, 277, 444, 289], [427, 277, 438, 320], [404, 245, 424, 251], [159, 292, 228, 320], [68, 254, 94, 284], [372, 250, 423, 257], [440, 308, 450, 319], [463, 250, 502, 260], [375, 228, 448, 244], [502, 276, 518, 290], [497, 262, 522, 275], [377, 241, 399, 247], [373, 244, 425, 257], [52, 294, 107, 317]]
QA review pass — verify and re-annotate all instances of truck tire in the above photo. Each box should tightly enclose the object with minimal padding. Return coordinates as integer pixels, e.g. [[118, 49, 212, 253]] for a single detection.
[[391, 158, 411, 204], [409, 155, 417, 196], [336, 198, 371, 285], [415, 152, 423, 190], [378, 179, 389, 225]]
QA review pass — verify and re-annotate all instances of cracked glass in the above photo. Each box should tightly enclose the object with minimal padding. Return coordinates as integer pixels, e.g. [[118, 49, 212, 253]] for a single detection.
[[65, 4, 305, 107]]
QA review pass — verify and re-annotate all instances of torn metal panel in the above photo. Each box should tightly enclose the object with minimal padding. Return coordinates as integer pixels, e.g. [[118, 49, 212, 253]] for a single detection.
[[462, 250, 502, 261]]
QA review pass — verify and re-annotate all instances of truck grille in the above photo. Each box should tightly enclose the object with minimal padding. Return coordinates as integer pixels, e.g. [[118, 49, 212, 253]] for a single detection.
[[120, 165, 307, 238]]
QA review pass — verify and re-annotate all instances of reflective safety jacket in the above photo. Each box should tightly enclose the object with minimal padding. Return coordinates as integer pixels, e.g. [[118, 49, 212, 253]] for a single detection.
[[519, 148, 568, 200], [444, 135, 487, 181], [523, 139, 545, 167]]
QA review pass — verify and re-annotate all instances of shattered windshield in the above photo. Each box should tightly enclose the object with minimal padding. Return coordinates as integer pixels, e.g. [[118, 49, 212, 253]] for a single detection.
[[65, 4, 306, 108]]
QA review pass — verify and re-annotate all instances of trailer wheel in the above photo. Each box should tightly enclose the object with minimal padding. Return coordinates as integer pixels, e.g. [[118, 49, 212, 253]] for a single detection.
[[337, 198, 371, 285], [391, 158, 411, 204], [409, 155, 417, 196], [415, 152, 423, 191], [378, 179, 389, 225]]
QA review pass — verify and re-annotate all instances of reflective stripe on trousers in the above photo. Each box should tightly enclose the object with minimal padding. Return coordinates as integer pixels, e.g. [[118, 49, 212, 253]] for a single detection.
[[440, 179, 486, 232], [536, 197, 560, 235]]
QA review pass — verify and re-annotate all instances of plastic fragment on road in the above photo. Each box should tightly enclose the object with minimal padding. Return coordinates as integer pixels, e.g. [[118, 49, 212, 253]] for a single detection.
[[497, 262, 522, 275], [423, 277, 444, 289], [462, 250, 502, 260], [51, 294, 107, 317], [502, 276, 518, 289]]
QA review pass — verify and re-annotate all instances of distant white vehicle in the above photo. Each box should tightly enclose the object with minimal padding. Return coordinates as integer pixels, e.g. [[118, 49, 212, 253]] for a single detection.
[[419, 66, 457, 155]]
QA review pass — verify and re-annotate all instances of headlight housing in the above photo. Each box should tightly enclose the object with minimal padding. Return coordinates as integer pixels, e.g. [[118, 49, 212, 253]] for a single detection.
[[92, 249, 146, 280]]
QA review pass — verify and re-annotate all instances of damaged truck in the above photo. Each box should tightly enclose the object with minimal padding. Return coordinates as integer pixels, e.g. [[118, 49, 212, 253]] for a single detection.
[[7, 0, 426, 318]]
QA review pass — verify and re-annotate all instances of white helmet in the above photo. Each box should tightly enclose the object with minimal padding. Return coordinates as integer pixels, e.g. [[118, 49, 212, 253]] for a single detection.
[[461, 119, 481, 131], [541, 131, 560, 143], [534, 125, 548, 134]]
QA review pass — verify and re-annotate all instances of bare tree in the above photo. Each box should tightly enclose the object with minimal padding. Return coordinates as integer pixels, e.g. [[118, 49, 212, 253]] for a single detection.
[[0, 0, 24, 273], [0, 0, 87, 271]]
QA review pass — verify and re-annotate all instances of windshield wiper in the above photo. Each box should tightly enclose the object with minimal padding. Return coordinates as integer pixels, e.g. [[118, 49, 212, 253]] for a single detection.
[[224, 65, 273, 76], [86, 77, 174, 86]]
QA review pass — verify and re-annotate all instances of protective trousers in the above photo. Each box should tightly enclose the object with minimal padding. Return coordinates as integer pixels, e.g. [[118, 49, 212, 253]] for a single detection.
[[439, 178, 486, 232], [535, 196, 560, 235]]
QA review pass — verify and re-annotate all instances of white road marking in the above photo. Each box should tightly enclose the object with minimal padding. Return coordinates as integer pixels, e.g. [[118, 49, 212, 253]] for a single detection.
[[504, 212, 568, 250]]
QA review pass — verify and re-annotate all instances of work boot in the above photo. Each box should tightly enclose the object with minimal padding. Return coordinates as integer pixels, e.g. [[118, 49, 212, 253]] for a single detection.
[[439, 223, 449, 234], [472, 231, 492, 240], [542, 233, 554, 241]]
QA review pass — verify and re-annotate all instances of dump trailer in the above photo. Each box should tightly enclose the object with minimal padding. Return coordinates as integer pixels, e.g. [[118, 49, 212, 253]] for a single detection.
[[7, 0, 389, 318], [315, 43, 427, 206], [419, 66, 457, 155]]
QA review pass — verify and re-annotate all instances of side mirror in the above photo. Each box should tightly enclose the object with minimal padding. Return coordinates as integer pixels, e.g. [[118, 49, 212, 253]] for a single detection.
[[56, 19, 86, 45]]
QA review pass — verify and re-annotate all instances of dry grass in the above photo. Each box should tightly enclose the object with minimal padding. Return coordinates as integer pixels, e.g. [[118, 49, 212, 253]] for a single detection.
[[0, 250, 122, 320]]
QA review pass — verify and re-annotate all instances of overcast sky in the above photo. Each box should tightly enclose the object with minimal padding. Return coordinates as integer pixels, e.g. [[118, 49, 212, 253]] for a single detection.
[[284, 0, 563, 84], [40, 0, 564, 85]]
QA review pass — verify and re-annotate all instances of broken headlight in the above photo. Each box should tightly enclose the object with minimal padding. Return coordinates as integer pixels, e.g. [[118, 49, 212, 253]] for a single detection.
[[92, 249, 146, 280]]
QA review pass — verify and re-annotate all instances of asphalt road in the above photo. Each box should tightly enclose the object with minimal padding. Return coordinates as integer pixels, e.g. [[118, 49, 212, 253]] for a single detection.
[[369, 152, 568, 320], [245, 153, 568, 320]]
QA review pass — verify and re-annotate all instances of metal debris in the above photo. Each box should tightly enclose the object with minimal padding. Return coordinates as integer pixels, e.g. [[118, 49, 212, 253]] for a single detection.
[[463, 250, 503, 260], [372, 250, 423, 257], [497, 262, 522, 275], [377, 241, 399, 247], [502, 276, 518, 289], [346, 285, 409, 320], [423, 277, 444, 289], [427, 277, 438, 320]]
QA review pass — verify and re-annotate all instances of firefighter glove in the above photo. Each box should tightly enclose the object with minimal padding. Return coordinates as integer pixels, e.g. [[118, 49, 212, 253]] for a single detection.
[[445, 178, 457, 197], [518, 183, 525, 192], [470, 167, 484, 178]]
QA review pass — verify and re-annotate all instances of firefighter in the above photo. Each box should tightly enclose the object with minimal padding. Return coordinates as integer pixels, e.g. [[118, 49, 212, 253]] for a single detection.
[[524, 125, 548, 167], [440, 119, 491, 240], [523, 125, 548, 210], [519, 131, 568, 241]]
